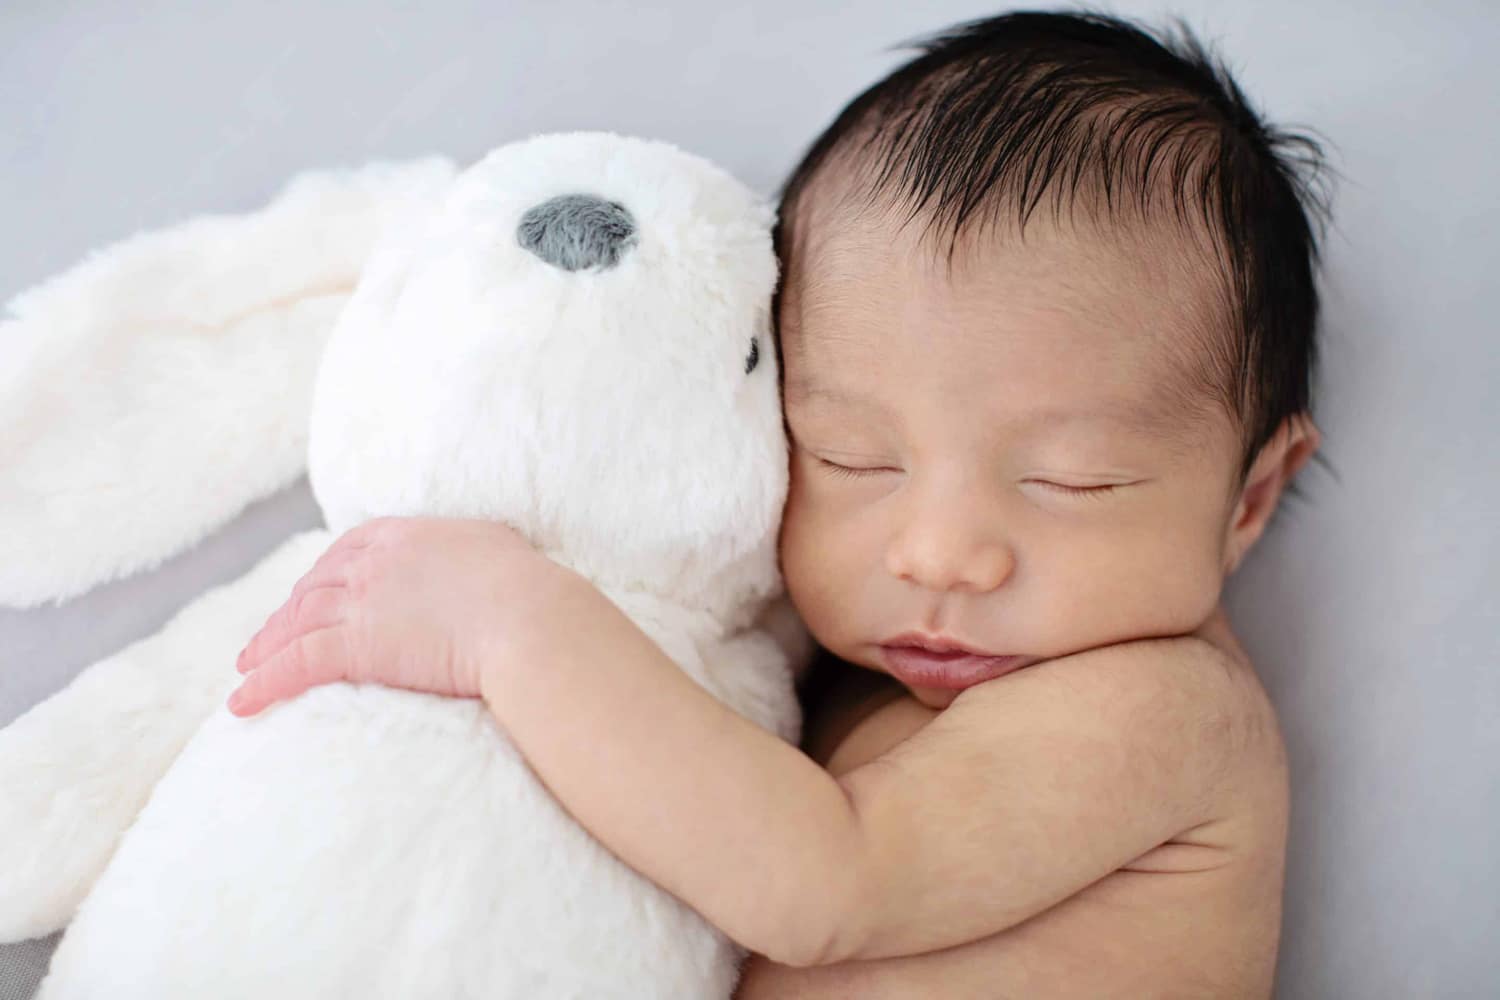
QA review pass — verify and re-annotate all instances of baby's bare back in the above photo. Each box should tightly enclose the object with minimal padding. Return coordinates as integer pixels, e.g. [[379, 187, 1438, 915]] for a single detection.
[[736, 636, 1289, 999]]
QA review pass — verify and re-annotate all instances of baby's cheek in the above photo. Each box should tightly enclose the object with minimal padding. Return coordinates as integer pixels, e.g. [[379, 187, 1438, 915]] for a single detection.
[[1082, 531, 1225, 641], [778, 488, 861, 649]]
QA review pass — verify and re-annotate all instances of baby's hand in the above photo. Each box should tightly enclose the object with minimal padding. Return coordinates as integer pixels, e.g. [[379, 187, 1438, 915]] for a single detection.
[[226, 516, 565, 716]]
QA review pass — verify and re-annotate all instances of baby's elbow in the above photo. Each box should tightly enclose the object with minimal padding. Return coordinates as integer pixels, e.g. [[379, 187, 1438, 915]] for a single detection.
[[764, 854, 871, 968], [750, 779, 874, 968], [760, 920, 848, 970], [733, 871, 855, 968], [748, 896, 847, 969], [760, 938, 825, 970]]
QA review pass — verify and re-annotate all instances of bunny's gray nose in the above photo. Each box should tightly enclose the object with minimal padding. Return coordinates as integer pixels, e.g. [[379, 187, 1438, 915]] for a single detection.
[[517, 194, 637, 271]]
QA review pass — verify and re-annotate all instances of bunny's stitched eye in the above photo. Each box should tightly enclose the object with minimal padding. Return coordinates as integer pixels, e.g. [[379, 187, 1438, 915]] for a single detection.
[[744, 337, 760, 375]]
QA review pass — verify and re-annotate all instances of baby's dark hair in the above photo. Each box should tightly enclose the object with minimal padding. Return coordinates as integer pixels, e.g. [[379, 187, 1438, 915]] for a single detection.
[[772, 8, 1338, 499]]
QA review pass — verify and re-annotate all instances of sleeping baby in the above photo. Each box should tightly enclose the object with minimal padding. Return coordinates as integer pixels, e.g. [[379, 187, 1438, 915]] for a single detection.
[[231, 9, 1331, 997]]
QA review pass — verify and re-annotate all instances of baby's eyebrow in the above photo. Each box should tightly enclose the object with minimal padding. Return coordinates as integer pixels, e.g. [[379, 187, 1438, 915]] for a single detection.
[[784, 378, 869, 410], [788, 375, 1213, 449], [1009, 400, 1183, 436]]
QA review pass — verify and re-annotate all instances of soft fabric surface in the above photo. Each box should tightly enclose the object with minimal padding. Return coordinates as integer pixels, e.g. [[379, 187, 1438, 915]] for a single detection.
[[0, 157, 455, 609]]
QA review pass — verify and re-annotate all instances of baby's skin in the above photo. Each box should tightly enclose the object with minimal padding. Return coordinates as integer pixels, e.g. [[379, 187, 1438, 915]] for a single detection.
[[230, 198, 1318, 997]]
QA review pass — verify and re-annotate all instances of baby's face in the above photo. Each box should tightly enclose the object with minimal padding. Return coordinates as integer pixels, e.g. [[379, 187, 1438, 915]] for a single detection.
[[777, 204, 1243, 708]]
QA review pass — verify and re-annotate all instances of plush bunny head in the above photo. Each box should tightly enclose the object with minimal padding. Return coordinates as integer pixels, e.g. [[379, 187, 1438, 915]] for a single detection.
[[306, 132, 786, 623]]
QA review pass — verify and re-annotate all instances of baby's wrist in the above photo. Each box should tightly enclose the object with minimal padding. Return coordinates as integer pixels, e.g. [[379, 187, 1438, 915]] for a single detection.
[[473, 555, 592, 706]]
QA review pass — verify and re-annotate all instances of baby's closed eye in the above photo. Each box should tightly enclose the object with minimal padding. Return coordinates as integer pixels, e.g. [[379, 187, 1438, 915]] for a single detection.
[[815, 455, 902, 479], [1022, 479, 1134, 499]]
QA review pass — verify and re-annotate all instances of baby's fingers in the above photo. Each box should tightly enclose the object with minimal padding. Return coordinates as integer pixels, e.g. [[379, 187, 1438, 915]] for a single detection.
[[227, 627, 347, 717], [237, 584, 346, 674]]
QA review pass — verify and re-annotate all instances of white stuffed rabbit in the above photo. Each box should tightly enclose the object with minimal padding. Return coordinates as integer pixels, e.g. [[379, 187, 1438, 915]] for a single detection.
[[0, 131, 810, 998]]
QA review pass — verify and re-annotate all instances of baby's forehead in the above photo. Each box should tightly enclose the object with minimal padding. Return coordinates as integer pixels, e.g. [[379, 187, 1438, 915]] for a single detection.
[[786, 203, 1224, 362], [778, 193, 1235, 448]]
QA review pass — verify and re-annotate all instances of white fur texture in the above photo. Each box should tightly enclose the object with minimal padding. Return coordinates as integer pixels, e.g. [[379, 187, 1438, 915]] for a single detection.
[[0, 530, 333, 942], [0, 156, 456, 608], [0, 132, 811, 997]]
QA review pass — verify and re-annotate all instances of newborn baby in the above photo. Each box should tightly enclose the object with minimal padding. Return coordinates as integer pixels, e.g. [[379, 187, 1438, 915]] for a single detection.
[[231, 11, 1331, 999]]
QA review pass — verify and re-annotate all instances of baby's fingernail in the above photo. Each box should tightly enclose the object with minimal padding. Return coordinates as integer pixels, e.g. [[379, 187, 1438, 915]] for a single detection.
[[227, 689, 248, 714]]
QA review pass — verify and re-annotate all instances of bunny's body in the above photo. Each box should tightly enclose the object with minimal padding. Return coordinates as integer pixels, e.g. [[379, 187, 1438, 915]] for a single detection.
[[43, 560, 791, 999], [0, 133, 807, 998]]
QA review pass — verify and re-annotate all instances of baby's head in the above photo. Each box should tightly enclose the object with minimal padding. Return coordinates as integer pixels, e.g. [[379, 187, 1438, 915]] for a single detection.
[[773, 10, 1333, 706]]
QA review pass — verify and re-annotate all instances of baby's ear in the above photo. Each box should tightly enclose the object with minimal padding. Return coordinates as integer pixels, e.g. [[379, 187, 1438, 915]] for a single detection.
[[1221, 412, 1323, 575], [0, 156, 457, 608]]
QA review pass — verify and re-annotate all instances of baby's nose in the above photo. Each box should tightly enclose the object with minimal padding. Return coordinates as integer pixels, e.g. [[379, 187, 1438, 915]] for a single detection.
[[516, 194, 637, 271]]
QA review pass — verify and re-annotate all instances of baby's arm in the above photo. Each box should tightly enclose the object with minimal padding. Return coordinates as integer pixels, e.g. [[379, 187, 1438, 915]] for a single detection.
[[735, 658, 1242, 998], [480, 577, 1251, 967], [819, 635, 1251, 961]]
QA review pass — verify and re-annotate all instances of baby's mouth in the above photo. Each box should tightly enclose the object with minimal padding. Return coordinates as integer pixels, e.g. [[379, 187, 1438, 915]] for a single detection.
[[878, 635, 1031, 690]]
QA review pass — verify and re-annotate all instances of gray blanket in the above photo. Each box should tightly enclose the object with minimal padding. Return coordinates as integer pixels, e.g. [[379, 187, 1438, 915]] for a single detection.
[[0, 934, 58, 1000]]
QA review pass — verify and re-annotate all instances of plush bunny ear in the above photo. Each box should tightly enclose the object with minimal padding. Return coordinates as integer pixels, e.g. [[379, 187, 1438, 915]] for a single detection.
[[0, 156, 458, 608]]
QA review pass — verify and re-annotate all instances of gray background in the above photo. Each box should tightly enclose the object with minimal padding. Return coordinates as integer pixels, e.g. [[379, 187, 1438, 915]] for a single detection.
[[2, 1, 1497, 997]]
